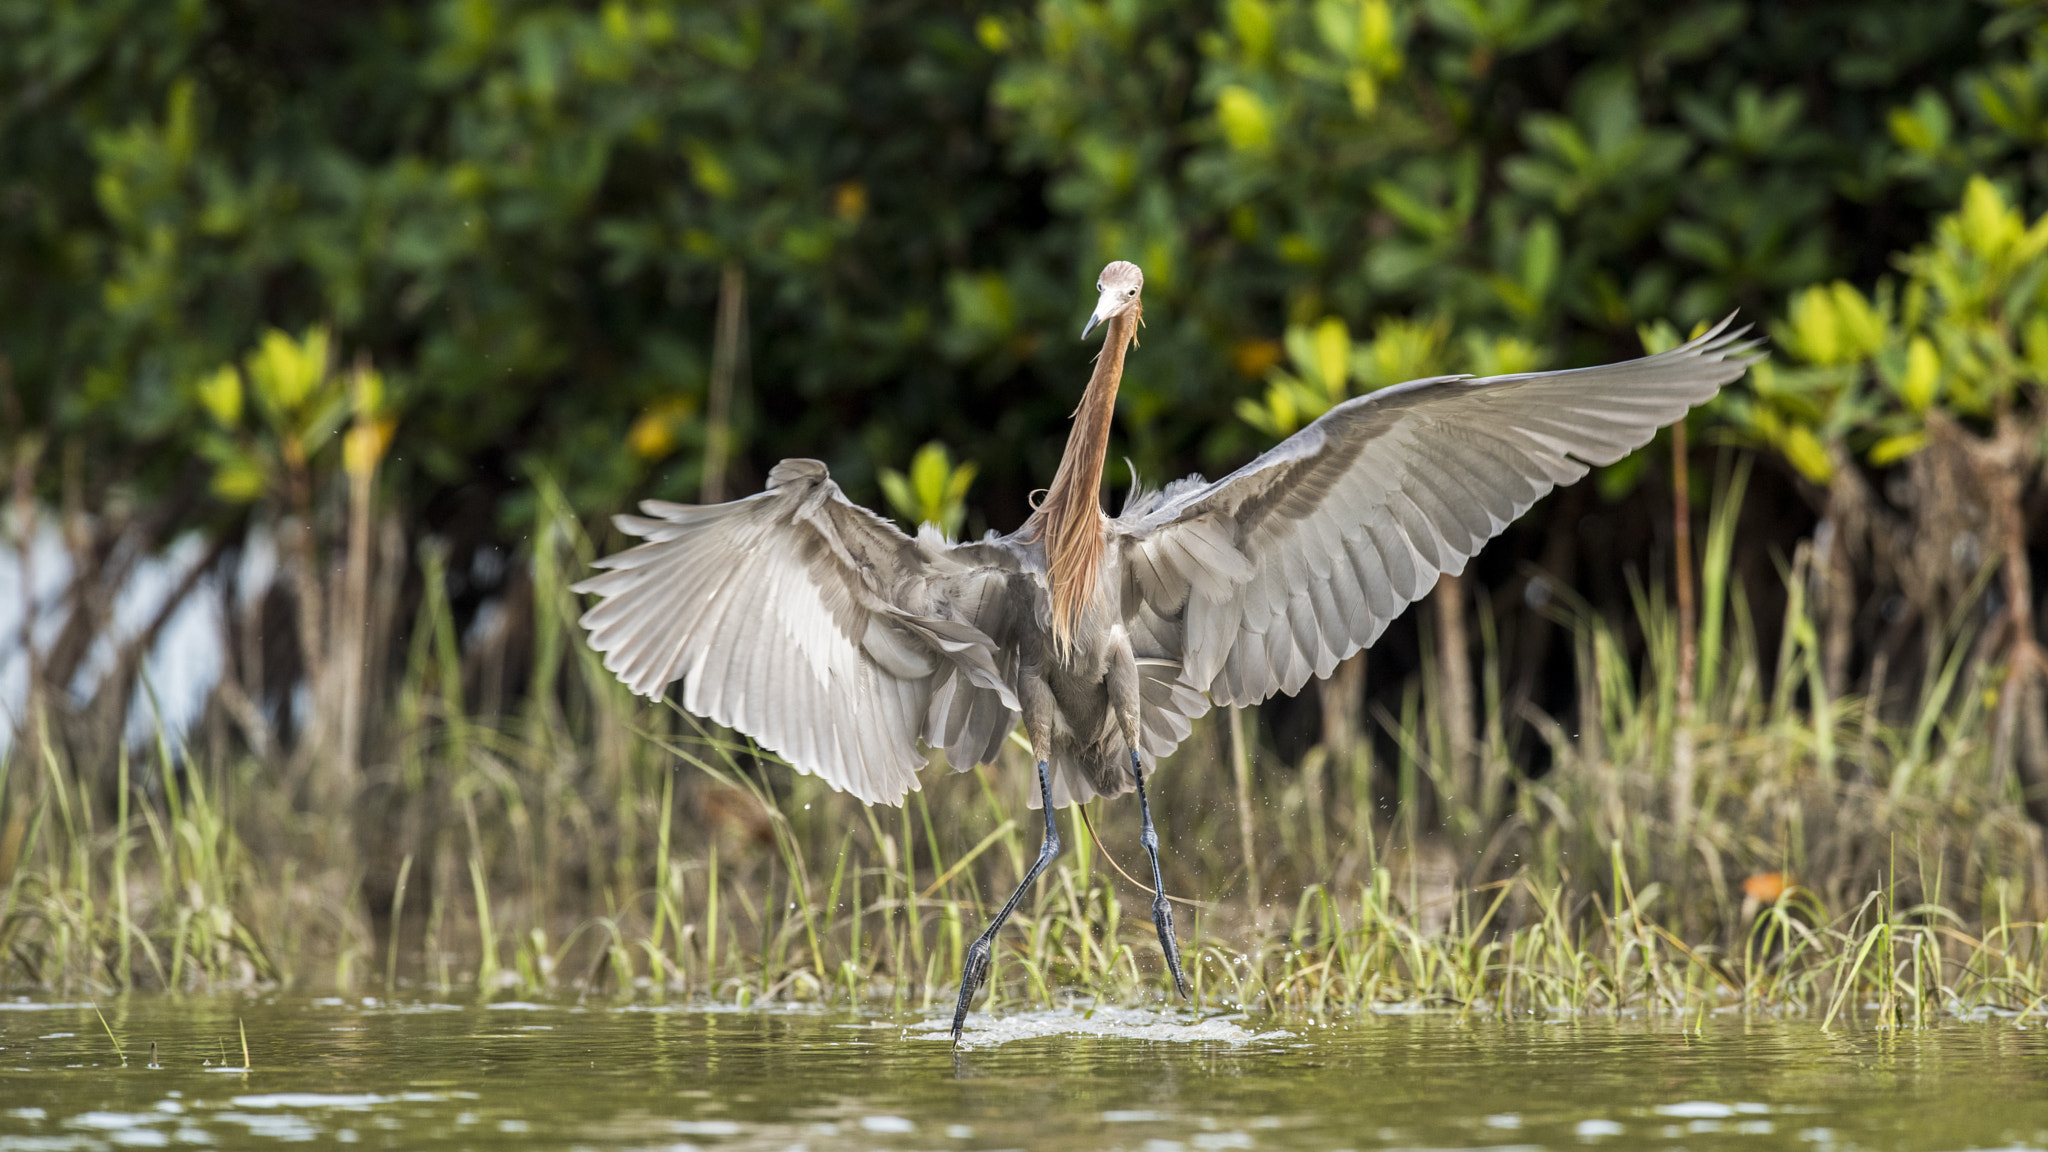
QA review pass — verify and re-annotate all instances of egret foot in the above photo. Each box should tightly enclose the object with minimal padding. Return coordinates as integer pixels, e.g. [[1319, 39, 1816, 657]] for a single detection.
[[951, 759, 1060, 1044], [1131, 750, 1189, 1000], [1152, 891, 1190, 1000], [950, 936, 993, 1043]]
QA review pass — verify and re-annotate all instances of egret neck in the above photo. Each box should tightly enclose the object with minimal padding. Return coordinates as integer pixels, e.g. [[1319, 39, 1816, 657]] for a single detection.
[[1033, 297, 1140, 656]]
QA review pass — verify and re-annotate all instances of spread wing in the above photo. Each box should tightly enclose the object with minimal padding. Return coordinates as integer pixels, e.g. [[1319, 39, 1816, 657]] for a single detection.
[[1117, 317, 1762, 706], [574, 459, 1020, 804]]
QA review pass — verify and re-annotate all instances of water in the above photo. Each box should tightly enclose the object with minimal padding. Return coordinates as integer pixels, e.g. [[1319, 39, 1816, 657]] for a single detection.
[[3, 996, 2044, 1150]]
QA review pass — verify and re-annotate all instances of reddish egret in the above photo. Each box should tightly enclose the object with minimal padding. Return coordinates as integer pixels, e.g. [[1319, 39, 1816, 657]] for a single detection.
[[574, 261, 1758, 1038]]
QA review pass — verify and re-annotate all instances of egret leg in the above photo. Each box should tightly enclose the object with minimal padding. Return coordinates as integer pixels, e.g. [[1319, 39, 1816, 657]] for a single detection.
[[951, 759, 1060, 1043], [1133, 749, 1190, 999]]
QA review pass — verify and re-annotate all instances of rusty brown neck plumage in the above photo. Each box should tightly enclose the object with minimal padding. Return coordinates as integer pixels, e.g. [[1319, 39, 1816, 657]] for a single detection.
[[1030, 302, 1139, 656]]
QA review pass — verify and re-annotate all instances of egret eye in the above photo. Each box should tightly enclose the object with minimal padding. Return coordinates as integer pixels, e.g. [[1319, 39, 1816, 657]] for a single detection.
[[1127, 289, 1136, 297], [1096, 282, 1103, 291]]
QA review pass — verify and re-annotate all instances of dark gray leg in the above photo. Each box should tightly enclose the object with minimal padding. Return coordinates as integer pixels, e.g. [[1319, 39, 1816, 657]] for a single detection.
[[1133, 749, 1190, 999], [952, 759, 1061, 1042]]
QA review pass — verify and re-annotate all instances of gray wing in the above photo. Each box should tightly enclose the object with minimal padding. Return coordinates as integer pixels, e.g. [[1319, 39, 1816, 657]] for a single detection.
[[574, 459, 1020, 805], [1118, 317, 1761, 706]]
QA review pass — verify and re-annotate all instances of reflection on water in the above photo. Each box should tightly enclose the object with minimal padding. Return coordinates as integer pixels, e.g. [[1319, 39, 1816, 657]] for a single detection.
[[1, 995, 2044, 1150]]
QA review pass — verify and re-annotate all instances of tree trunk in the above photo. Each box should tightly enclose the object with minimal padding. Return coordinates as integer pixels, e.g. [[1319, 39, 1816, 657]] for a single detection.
[[1313, 650, 1365, 866], [334, 363, 377, 783], [1319, 652, 1366, 759], [10, 426, 41, 760], [1978, 415, 2048, 834]]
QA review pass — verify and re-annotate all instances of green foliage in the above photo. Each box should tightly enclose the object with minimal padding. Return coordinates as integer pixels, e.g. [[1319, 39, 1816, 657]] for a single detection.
[[3, 0, 1039, 521], [3, 0, 2044, 536], [1726, 176, 2048, 485]]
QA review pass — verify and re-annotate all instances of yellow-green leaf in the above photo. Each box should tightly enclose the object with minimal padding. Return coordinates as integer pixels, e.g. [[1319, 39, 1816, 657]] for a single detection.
[[685, 141, 735, 200], [884, 442, 976, 535], [975, 14, 1009, 52], [1959, 175, 2017, 261], [1361, 0, 1400, 75], [196, 365, 243, 427], [1345, 69, 1378, 115], [910, 441, 950, 507], [247, 327, 331, 415], [1236, 395, 1285, 439], [1887, 105, 1937, 154], [1276, 233, 1322, 265], [1465, 333, 1543, 376], [343, 417, 397, 479], [210, 455, 267, 503], [1227, 0, 1274, 61], [1353, 314, 1448, 389], [1311, 316, 1350, 400], [2018, 211, 2048, 267], [352, 364, 387, 417], [1216, 86, 1274, 154], [1779, 422, 1833, 484], [2024, 315, 2048, 381], [1785, 284, 1839, 364], [943, 459, 978, 508], [877, 467, 915, 523], [1827, 282, 1886, 361], [1746, 358, 1780, 397], [1900, 334, 1941, 411], [1868, 431, 1927, 466], [164, 77, 197, 169], [1637, 319, 1682, 356], [1240, 376, 1304, 437]]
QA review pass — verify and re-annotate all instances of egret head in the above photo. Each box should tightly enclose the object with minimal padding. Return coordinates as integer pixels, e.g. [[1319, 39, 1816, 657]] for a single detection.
[[1081, 261, 1145, 339]]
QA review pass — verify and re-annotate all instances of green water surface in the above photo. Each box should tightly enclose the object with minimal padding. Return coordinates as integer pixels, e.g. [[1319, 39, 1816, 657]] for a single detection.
[[2, 997, 2043, 1150]]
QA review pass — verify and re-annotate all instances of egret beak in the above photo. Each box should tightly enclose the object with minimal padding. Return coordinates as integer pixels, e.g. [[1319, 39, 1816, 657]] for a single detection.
[[1081, 292, 1122, 339]]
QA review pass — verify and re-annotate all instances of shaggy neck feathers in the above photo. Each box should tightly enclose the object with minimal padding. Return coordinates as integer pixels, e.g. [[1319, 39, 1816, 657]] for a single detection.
[[1032, 302, 1139, 656]]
